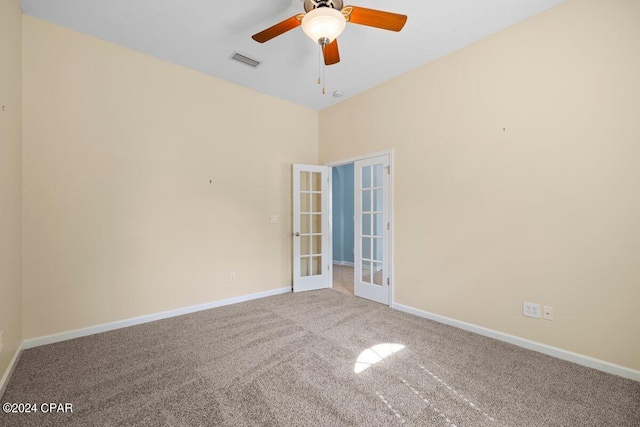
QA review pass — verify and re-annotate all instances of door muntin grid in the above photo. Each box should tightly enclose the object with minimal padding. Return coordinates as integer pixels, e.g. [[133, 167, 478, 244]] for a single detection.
[[360, 164, 384, 286], [300, 171, 323, 277]]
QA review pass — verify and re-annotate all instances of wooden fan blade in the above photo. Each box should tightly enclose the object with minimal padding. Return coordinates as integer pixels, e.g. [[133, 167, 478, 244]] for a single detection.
[[323, 39, 340, 65], [345, 6, 407, 32], [252, 15, 302, 43]]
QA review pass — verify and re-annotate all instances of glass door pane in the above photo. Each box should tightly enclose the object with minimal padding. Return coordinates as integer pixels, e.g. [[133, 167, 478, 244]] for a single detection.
[[293, 164, 329, 292], [354, 154, 390, 305], [300, 170, 323, 279], [359, 162, 383, 286]]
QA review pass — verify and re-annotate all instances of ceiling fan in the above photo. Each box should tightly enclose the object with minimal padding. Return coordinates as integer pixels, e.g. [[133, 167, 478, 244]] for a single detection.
[[252, 0, 407, 66]]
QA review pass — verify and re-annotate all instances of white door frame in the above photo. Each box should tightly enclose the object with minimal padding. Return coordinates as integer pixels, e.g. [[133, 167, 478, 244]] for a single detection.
[[325, 149, 395, 306]]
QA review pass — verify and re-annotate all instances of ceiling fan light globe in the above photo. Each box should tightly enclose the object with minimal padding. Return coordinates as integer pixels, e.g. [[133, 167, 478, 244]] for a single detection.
[[301, 7, 346, 44]]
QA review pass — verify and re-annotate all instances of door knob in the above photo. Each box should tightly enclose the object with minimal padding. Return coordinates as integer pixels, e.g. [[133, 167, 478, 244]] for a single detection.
[[294, 232, 300, 237]]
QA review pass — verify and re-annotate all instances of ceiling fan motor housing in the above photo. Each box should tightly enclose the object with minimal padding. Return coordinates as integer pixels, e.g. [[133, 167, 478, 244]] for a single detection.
[[304, 0, 344, 13]]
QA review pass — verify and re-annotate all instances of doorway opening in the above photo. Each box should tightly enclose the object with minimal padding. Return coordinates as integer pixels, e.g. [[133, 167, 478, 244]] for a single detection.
[[327, 150, 394, 306], [332, 163, 355, 296]]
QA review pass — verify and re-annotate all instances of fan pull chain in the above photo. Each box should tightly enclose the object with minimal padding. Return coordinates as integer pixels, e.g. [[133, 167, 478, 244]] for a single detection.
[[322, 58, 326, 95], [318, 44, 322, 85], [319, 43, 326, 95]]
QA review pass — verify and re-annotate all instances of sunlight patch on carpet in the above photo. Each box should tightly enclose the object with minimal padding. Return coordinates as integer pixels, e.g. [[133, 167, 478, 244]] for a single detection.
[[354, 343, 405, 374]]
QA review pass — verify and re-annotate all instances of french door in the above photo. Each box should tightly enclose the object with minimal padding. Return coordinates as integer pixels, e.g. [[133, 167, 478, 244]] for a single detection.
[[293, 164, 330, 292], [354, 155, 390, 305]]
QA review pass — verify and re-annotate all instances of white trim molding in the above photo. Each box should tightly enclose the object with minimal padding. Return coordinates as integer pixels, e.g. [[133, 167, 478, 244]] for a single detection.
[[24, 287, 292, 350], [324, 149, 394, 168], [0, 341, 24, 399], [393, 303, 640, 382]]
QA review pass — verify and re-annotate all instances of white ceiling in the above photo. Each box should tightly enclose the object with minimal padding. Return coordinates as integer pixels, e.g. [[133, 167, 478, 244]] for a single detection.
[[19, 0, 565, 110]]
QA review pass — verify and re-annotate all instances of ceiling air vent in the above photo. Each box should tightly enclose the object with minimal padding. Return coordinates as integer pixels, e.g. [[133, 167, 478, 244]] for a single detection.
[[230, 51, 261, 68]]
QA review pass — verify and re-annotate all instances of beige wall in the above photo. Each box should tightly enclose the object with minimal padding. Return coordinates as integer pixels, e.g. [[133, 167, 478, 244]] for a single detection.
[[13, 0, 640, 373], [320, 0, 640, 370], [0, 0, 23, 382], [22, 16, 318, 339]]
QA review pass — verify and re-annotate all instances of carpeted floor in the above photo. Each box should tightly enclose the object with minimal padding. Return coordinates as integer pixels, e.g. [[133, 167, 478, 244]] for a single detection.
[[1, 290, 639, 426]]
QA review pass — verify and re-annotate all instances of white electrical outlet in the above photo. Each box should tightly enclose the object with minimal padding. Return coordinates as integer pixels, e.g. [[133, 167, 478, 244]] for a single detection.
[[270, 215, 278, 224], [229, 273, 236, 283], [543, 306, 554, 320], [523, 302, 541, 318]]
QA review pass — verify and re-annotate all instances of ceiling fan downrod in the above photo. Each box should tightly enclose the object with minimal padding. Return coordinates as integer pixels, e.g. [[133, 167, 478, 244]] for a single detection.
[[304, 0, 344, 13]]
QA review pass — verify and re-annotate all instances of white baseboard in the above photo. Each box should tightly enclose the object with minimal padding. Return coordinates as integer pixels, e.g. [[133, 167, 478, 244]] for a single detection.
[[333, 261, 354, 267], [24, 286, 292, 350], [392, 302, 640, 382], [0, 340, 24, 399]]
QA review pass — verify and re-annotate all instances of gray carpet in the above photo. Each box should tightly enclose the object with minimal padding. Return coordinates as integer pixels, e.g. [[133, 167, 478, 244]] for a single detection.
[[1, 290, 639, 426]]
